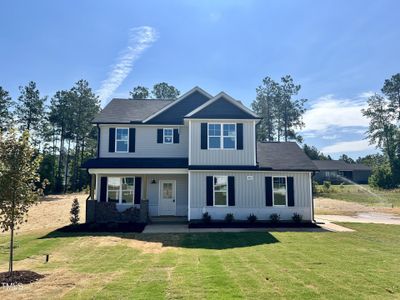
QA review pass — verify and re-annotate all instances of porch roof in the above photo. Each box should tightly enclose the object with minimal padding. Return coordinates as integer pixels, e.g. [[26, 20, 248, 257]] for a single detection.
[[82, 157, 188, 169]]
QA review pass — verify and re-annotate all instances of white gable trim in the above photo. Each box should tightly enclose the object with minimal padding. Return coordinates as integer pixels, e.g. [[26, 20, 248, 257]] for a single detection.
[[184, 91, 260, 119], [142, 86, 213, 123]]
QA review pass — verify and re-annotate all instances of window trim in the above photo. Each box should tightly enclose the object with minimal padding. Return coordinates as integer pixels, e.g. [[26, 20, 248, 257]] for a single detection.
[[163, 128, 174, 144], [213, 175, 228, 207], [207, 123, 237, 150], [115, 127, 129, 153], [272, 176, 288, 207], [106, 176, 135, 205]]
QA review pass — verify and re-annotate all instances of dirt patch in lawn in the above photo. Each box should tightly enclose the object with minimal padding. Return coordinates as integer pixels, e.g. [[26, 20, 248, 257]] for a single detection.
[[0, 269, 121, 300], [0, 193, 87, 235], [90, 235, 180, 254], [315, 197, 400, 216]]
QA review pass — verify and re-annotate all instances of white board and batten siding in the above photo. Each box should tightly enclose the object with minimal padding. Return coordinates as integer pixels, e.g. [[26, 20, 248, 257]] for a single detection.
[[99, 124, 189, 158], [189, 171, 313, 221], [189, 120, 256, 165]]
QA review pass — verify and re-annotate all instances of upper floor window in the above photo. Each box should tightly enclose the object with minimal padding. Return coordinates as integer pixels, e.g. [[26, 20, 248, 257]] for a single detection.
[[273, 177, 287, 206], [163, 128, 173, 144], [208, 123, 236, 149], [116, 128, 128, 152], [107, 177, 135, 204]]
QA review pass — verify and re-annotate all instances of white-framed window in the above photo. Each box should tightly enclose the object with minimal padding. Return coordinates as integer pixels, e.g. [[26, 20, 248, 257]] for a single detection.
[[208, 123, 236, 149], [213, 176, 228, 206], [107, 177, 135, 204], [116, 128, 129, 152], [273, 177, 287, 206], [163, 128, 173, 144]]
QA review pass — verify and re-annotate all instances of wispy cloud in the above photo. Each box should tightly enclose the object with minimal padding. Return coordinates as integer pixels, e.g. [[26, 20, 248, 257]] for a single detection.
[[321, 134, 338, 140], [97, 26, 158, 106], [321, 139, 375, 154], [302, 94, 369, 132]]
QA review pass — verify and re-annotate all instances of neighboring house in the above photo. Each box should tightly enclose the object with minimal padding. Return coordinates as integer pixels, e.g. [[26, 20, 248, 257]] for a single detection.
[[82, 87, 317, 222], [313, 160, 372, 184]]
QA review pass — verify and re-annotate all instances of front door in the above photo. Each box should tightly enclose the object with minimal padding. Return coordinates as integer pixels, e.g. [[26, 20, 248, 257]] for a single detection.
[[159, 180, 176, 216]]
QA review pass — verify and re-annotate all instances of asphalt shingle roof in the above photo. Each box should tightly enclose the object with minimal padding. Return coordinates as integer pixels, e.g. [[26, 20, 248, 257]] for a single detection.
[[312, 160, 371, 171], [257, 142, 318, 171], [92, 99, 173, 124]]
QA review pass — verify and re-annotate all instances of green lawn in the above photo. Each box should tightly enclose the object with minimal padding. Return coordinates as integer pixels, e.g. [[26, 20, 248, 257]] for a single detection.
[[1, 224, 399, 299], [316, 184, 400, 207]]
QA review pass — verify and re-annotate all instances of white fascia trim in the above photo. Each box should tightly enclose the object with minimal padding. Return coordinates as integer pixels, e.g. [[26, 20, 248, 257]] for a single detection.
[[142, 86, 213, 123], [185, 91, 260, 119], [188, 170, 191, 221], [88, 168, 188, 175]]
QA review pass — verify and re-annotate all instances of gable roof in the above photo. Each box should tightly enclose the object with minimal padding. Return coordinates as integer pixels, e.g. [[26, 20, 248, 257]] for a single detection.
[[312, 160, 371, 171], [257, 142, 317, 171], [185, 92, 260, 119], [92, 99, 173, 124], [143, 86, 213, 124]]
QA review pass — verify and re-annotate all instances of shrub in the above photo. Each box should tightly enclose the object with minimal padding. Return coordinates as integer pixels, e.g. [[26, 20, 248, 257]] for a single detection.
[[269, 213, 280, 223], [369, 164, 396, 189], [292, 213, 303, 223], [323, 181, 331, 192], [339, 182, 345, 189], [247, 213, 257, 223], [312, 180, 319, 195], [70, 198, 80, 225], [225, 213, 234, 223], [202, 212, 211, 223]]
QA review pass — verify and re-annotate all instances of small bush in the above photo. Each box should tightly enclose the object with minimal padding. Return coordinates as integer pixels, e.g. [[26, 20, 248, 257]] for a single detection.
[[312, 180, 319, 195], [369, 164, 395, 189], [269, 213, 280, 223], [292, 213, 303, 223], [247, 213, 257, 223], [70, 198, 80, 225], [323, 181, 331, 192], [225, 213, 234, 223], [202, 212, 211, 223]]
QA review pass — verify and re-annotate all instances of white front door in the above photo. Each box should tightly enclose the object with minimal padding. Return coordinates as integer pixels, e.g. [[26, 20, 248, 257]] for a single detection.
[[159, 180, 176, 216]]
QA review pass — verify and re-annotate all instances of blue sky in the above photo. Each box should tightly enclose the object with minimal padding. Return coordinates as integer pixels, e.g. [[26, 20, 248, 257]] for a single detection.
[[1, 0, 399, 158]]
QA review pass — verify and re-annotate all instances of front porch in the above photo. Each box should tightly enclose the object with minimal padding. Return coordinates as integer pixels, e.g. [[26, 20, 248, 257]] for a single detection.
[[86, 169, 188, 223]]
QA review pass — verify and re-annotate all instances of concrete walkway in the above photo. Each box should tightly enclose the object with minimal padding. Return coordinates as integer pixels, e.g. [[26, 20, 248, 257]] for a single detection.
[[142, 223, 350, 233], [316, 212, 400, 225]]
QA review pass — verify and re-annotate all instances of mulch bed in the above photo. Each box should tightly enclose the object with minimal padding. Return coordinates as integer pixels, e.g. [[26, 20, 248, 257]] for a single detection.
[[0, 270, 45, 285], [56, 222, 146, 233], [189, 221, 320, 229]]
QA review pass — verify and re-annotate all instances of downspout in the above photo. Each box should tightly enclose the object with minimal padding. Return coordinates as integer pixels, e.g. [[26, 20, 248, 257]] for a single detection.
[[311, 171, 317, 224]]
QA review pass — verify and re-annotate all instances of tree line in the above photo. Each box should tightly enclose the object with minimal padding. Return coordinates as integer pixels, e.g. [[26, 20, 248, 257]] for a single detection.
[[0, 80, 100, 194]]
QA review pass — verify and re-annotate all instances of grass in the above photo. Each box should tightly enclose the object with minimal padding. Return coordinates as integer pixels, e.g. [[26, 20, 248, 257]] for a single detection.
[[0, 224, 399, 299], [316, 184, 400, 207]]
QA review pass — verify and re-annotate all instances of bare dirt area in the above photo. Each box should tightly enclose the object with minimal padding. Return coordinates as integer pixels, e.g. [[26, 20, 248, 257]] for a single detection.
[[315, 197, 400, 216], [2, 193, 88, 235]]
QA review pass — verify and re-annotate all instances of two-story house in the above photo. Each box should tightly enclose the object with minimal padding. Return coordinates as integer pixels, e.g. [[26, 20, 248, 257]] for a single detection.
[[83, 87, 317, 222]]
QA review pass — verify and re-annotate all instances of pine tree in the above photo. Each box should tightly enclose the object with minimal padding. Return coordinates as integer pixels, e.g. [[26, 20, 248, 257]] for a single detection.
[[0, 87, 14, 132]]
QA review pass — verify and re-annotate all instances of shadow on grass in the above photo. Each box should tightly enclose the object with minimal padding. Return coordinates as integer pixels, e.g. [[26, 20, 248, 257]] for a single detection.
[[40, 230, 279, 250]]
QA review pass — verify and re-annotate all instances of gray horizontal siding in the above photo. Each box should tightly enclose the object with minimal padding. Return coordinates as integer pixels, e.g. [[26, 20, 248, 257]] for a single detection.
[[99, 125, 188, 158], [189, 171, 312, 220], [189, 120, 256, 165]]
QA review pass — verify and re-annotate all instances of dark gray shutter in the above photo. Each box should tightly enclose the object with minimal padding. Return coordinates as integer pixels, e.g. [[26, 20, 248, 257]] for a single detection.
[[228, 176, 235, 206], [134, 177, 142, 204], [237, 123, 243, 150], [129, 128, 136, 152], [201, 123, 208, 149], [173, 129, 179, 143], [109, 128, 115, 152], [265, 177, 273, 206], [100, 177, 107, 202], [157, 129, 163, 143], [206, 176, 213, 206], [287, 177, 294, 206]]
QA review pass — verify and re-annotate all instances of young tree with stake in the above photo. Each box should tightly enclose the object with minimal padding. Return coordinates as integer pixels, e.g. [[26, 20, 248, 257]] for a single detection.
[[0, 130, 47, 277]]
